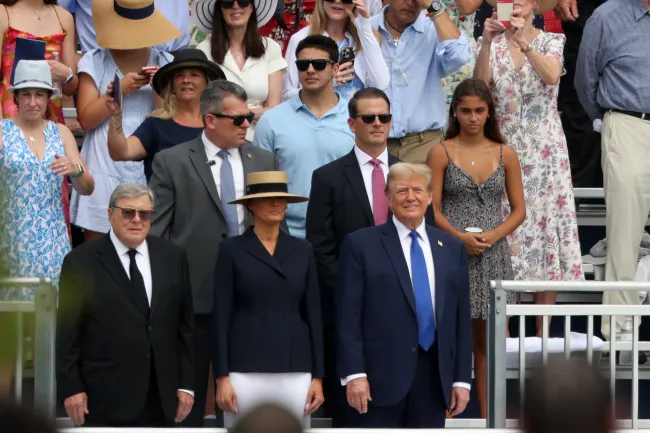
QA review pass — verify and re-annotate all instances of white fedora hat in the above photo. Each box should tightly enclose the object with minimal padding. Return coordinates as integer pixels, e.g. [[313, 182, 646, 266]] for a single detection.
[[8, 60, 59, 95], [191, 0, 278, 33]]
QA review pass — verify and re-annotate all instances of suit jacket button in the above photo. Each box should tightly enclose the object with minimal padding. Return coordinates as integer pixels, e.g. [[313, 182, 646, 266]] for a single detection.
[[146, 354, 150, 359], [221, 233, 227, 239], [148, 326, 152, 331], [412, 347, 417, 352]]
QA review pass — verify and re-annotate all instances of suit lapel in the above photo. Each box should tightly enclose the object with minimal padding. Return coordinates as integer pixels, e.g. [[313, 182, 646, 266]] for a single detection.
[[380, 222, 417, 315], [238, 143, 255, 227], [188, 138, 224, 216], [241, 228, 286, 278], [343, 151, 374, 225], [148, 238, 165, 317], [387, 154, 400, 220], [426, 226, 446, 326]]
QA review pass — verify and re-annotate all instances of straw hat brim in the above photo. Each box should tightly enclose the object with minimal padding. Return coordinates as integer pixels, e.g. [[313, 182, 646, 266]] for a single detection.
[[485, 0, 557, 15], [153, 60, 226, 95], [229, 192, 309, 205], [191, 0, 278, 33], [93, 0, 182, 50]]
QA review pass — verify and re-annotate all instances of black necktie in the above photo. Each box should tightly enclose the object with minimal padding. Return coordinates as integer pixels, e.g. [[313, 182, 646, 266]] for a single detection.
[[127, 249, 149, 313]]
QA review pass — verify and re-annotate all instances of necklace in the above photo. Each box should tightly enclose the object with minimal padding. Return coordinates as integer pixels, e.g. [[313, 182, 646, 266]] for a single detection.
[[384, 15, 403, 46]]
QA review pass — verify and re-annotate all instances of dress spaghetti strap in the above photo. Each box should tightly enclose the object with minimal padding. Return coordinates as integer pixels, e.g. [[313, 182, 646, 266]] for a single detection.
[[51, 5, 64, 33]]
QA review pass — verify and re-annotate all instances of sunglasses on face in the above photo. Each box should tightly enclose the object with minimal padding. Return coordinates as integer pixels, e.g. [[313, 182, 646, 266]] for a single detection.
[[356, 114, 392, 124], [211, 112, 255, 126], [295, 59, 335, 72], [220, 0, 252, 8], [115, 206, 153, 221], [324, 0, 355, 4]]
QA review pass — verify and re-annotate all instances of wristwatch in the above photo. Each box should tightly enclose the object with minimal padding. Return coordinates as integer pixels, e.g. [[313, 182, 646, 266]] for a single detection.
[[64, 68, 74, 84], [520, 43, 534, 53], [70, 163, 84, 178], [427, 1, 445, 18]]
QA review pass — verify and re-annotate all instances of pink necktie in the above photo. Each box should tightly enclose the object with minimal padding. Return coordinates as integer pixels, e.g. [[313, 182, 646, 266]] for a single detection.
[[370, 159, 389, 225]]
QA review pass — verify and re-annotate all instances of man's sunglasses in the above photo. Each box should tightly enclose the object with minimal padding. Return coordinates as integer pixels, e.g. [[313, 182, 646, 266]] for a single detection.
[[115, 206, 153, 221], [356, 114, 392, 124], [211, 112, 255, 126], [324, 0, 355, 4], [219, 0, 252, 8], [295, 59, 335, 72]]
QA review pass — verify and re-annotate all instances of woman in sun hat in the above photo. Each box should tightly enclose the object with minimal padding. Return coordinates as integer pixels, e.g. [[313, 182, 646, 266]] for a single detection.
[[193, 0, 288, 141], [213, 171, 324, 428], [105, 48, 226, 181], [70, 0, 180, 243], [475, 0, 584, 336]]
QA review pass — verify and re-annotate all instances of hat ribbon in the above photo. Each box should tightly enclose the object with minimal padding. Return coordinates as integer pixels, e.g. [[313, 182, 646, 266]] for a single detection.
[[12, 79, 53, 88], [246, 183, 289, 195], [113, 0, 155, 20]]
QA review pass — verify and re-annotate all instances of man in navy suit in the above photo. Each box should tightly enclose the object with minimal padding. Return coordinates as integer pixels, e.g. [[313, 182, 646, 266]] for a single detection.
[[336, 163, 472, 428]]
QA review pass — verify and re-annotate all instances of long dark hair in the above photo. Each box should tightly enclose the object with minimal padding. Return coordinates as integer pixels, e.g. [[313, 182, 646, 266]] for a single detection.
[[445, 78, 506, 145], [0, 0, 57, 5], [210, 0, 266, 64]]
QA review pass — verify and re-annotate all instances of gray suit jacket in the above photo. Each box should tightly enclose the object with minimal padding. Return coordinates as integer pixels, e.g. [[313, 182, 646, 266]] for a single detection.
[[149, 137, 277, 314]]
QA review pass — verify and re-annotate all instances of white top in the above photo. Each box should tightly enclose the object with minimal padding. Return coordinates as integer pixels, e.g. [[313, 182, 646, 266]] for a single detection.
[[354, 145, 389, 213], [197, 37, 288, 142], [202, 132, 246, 235], [282, 15, 390, 101]]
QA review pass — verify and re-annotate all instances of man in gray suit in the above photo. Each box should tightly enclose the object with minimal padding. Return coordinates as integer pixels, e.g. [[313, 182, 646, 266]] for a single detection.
[[149, 80, 276, 427]]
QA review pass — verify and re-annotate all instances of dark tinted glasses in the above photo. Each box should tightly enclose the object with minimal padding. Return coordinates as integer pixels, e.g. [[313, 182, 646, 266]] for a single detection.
[[220, 0, 252, 8], [295, 59, 335, 72], [116, 206, 153, 221], [324, 0, 355, 4], [211, 112, 255, 126], [356, 114, 392, 124]]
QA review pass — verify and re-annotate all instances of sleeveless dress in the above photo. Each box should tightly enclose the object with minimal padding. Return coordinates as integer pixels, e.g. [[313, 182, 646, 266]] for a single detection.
[[0, 119, 71, 301], [440, 143, 516, 319], [0, 5, 71, 239]]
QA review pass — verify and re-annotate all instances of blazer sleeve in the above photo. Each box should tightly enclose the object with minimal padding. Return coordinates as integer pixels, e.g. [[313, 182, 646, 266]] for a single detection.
[[336, 235, 366, 378], [454, 242, 473, 384], [177, 250, 195, 391], [56, 254, 87, 400], [148, 152, 175, 238], [303, 245, 325, 378], [212, 242, 235, 378]]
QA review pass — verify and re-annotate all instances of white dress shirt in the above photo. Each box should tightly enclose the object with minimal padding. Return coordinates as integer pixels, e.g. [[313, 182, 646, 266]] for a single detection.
[[354, 145, 389, 215], [342, 217, 471, 391], [109, 231, 194, 397], [202, 132, 246, 235]]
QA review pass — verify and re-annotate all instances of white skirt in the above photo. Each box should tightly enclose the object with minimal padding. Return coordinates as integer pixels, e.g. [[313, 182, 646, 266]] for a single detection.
[[224, 372, 312, 428]]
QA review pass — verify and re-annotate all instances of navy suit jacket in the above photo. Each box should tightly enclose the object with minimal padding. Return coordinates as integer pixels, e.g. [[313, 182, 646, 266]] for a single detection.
[[335, 219, 472, 407]]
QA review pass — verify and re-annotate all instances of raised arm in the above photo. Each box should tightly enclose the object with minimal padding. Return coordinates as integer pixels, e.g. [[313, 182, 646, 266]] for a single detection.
[[58, 124, 94, 196]]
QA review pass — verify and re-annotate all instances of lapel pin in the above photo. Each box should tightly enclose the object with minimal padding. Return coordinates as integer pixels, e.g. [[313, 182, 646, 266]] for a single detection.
[[438, 240, 443, 247], [246, 152, 253, 159]]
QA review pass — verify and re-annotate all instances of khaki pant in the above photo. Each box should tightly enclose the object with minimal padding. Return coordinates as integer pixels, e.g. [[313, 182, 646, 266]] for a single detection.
[[601, 111, 650, 340], [387, 130, 443, 164]]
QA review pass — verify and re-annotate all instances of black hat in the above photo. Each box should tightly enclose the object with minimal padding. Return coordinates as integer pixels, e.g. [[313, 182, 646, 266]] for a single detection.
[[152, 49, 226, 95]]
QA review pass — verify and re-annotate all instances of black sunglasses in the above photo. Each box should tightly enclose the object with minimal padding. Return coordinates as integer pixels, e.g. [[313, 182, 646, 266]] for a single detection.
[[115, 206, 154, 221], [295, 59, 335, 72], [211, 112, 255, 126], [219, 0, 252, 8], [356, 114, 392, 124], [324, 0, 355, 4]]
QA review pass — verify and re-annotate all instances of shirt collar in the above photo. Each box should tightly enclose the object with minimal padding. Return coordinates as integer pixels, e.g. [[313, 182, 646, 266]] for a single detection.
[[634, 0, 649, 20], [109, 230, 149, 258], [323, 30, 355, 47], [392, 215, 427, 241], [290, 91, 348, 115], [354, 145, 389, 168], [375, 6, 427, 34], [202, 131, 238, 160]]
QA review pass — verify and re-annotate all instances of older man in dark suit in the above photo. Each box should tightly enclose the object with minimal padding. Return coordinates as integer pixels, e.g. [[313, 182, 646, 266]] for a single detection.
[[57, 183, 194, 427], [148, 80, 277, 426]]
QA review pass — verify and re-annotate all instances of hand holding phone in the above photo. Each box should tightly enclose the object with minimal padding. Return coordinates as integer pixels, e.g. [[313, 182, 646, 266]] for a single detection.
[[340, 47, 355, 65], [110, 73, 122, 108], [496, 0, 514, 28]]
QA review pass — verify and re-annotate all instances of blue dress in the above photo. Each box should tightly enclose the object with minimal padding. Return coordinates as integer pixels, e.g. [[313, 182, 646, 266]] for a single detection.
[[0, 119, 71, 301]]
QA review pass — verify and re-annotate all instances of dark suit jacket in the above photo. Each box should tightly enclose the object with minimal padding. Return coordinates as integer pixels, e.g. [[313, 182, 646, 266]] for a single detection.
[[149, 138, 277, 314], [212, 227, 324, 378], [56, 235, 194, 424], [335, 220, 472, 407], [306, 150, 435, 324]]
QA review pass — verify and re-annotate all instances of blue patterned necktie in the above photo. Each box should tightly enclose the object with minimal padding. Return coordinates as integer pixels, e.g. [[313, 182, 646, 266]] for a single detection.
[[409, 230, 435, 350], [218, 150, 239, 237]]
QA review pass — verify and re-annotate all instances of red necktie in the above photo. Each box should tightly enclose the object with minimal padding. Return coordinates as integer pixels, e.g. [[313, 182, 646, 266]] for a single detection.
[[370, 159, 389, 225]]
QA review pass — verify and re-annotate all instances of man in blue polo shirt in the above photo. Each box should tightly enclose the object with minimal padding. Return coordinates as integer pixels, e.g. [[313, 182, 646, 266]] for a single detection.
[[254, 35, 355, 238]]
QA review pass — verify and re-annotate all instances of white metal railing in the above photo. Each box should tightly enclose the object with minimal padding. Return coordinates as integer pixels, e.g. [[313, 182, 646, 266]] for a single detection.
[[487, 280, 650, 429], [0, 277, 57, 418]]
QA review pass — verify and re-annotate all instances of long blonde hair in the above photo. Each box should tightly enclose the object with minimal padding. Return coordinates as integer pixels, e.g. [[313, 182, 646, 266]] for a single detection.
[[309, 0, 363, 51], [150, 83, 180, 120]]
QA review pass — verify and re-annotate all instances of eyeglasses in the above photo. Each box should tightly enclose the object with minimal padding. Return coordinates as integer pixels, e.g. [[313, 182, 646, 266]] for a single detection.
[[324, 0, 354, 4], [210, 112, 255, 126], [115, 206, 153, 221], [219, 0, 252, 8], [356, 114, 392, 124], [295, 59, 335, 72]]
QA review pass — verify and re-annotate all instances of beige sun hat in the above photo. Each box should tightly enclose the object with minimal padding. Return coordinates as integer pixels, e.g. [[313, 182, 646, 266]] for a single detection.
[[485, 0, 558, 15], [93, 0, 182, 50], [229, 171, 308, 205]]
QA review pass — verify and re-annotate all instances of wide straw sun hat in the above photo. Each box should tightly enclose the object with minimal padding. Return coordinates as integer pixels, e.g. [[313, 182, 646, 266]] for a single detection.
[[229, 171, 308, 205]]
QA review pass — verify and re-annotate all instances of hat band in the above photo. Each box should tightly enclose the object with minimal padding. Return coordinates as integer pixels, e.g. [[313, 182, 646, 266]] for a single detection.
[[246, 183, 288, 195], [12, 79, 53, 88], [113, 0, 155, 20]]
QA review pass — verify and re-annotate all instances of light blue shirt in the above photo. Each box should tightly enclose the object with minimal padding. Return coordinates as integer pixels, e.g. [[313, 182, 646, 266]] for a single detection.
[[254, 94, 355, 238], [370, 7, 472, 138]]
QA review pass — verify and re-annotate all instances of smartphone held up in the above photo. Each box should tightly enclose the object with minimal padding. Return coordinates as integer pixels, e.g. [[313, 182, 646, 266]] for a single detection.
[[496, 0, 514, 28]]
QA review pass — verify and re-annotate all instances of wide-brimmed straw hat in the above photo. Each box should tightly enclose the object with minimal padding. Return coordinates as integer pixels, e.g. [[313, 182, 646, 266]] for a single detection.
[[229, 171, 308, 204], [93, 0, 182, 50], [191, 0, 278, 32], [8, 60, 60, 96], [152, 49, 226, 95], [485, 0, 557, 15]]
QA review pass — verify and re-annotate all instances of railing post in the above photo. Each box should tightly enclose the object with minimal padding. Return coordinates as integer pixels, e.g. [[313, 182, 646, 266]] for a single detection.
[[33, 279, 56, 418], [487, 280, 507, 428]]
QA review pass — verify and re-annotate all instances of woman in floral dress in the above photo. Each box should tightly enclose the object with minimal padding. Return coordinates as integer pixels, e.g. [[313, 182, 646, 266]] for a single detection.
[[474, 0, 584, 335]]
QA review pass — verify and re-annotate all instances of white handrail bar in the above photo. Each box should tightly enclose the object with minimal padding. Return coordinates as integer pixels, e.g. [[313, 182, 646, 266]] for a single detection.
[[490, 280, 650, 292]]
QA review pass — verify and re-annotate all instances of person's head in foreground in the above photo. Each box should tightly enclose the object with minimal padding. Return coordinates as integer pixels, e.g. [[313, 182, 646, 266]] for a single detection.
[[385, 163, 433, 230], [108, 183, 155, 249], [523, 358, 613, 433], [0, 400, 57, 433], [231, 403, 303, 433]]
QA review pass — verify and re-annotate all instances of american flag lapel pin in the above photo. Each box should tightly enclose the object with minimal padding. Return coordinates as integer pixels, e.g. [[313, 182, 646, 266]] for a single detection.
[[438, 240, 443, 247]]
